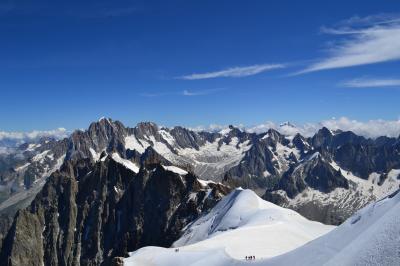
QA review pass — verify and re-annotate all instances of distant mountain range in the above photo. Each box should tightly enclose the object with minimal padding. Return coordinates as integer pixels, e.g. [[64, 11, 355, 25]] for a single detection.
[[1, 118, 399, 224], [0, 117, 399, 265]]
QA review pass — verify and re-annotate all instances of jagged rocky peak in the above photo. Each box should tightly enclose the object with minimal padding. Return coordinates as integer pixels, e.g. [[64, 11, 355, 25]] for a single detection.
[[140, 146, 171, 167], [66, 118, 129, 162], [303, 154, 348, 193], [292, 133, 310, 152], [319, 126, 333, 136], [226, 125, 247, 138], [311, 126, 333, 148], [90, 117, 121, 129], [279, 121, 296, 128], [267, 127, 283, 140], [88, 117, 127, 140], [169, 126, 206, 149], [313, 126, 333, 141], [259, 128, 287, 147], [276, 152, 349, 199], [217, 125, 250, 146], [225, 124, 240, 133], [134, 122, 159, 138], [0, 154, 231, 265]]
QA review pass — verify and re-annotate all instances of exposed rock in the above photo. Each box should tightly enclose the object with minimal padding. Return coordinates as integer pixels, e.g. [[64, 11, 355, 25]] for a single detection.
[[0, 156, 231, 265]]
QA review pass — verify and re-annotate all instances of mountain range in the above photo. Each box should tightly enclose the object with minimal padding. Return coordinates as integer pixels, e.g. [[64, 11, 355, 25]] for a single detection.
[[0, 117, 399, 265], [1, 118, 399, 223]]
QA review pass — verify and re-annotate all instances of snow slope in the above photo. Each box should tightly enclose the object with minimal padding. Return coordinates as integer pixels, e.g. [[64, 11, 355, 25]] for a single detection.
[[124, 189, 400, 266], [265, 189, 400, 266], [124, 189, 334, 265], [162, 165, 188, 175], [111, 153, 139, 173]]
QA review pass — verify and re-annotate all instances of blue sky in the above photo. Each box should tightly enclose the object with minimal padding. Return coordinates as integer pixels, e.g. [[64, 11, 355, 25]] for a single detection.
[[1, 0, 400, 131]]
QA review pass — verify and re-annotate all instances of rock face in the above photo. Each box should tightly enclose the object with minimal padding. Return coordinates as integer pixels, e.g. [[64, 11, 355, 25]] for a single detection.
[[276, 153, 349, 198], [0, 156, 230, 265]]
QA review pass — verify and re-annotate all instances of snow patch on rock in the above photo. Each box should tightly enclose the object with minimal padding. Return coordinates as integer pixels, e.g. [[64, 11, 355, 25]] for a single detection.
[[111, 153, 139, 173]]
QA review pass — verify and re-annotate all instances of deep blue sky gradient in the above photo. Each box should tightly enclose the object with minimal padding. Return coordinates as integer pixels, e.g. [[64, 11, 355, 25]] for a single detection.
[[1, 0, 399, 131]]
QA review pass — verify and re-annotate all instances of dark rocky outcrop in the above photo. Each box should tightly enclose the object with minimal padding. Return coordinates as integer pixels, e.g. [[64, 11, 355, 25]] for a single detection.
[[224, 140, 279, 189], [0, 156, 230, 265], [276, 153, 348, 198]]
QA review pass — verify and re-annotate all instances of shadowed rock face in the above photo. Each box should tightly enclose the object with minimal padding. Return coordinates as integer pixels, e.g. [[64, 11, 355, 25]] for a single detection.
[[0, 157, 231, 266], [67, 119, 128, 162], [277, 154, 349, 198]]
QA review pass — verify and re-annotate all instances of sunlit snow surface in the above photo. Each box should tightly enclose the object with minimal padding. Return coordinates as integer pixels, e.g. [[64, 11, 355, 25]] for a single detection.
[[161, 165, 188, 175], [124, 189, 334, 265], [265, 189, 400, 266], [111, 153, 139, 173], [124, 189, 400, 266]]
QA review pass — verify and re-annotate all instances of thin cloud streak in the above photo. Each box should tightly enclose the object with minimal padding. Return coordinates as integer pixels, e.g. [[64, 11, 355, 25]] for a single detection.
[[341, 78, 400, 88], [297, 14, 400, 74], [140, 88, 226, 97], [182, 88, 226, 96], [139, 92, 171, 97], [179, 64, 285, 80]]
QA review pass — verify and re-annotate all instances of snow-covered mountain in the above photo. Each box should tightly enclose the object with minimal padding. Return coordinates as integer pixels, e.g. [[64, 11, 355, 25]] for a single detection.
[[124, 189, 400, 266], [1, 118, 400, 224], [172, 189, 333, 251]]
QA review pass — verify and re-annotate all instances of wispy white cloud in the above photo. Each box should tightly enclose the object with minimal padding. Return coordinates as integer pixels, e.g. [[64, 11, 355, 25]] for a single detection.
[[317, 117, 400, 138], [298, 14, 400, 74], [178, 64, 285, 80], [340, 77, 400, 88], [140, 88, 225, 97], [0, 128, 69, 148], [182, 88, 225, 96], [191, 117, 400, 139], [258, 117, 400, 138]]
